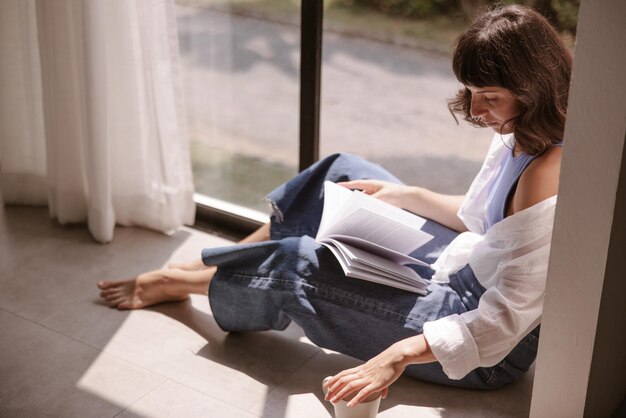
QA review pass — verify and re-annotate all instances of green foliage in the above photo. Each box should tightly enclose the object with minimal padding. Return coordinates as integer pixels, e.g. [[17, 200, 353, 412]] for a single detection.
[[552, 0, 580, 33], [335, 0, 579, 34], [336, 0, 458, 19]]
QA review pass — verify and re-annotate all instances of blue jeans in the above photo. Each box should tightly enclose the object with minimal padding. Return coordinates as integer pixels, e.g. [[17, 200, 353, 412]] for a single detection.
[[202, 153, 539, 389]]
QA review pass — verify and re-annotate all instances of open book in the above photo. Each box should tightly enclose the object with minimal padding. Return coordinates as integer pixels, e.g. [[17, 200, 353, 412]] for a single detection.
[[316, 181, 433, 295]]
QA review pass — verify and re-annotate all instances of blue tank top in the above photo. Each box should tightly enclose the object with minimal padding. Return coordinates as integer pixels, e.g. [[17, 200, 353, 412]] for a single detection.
[[485, 143, 562, 230]]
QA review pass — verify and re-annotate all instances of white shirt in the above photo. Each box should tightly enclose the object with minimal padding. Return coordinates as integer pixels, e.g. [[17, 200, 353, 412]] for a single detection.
[[422, 134, 557, 380]]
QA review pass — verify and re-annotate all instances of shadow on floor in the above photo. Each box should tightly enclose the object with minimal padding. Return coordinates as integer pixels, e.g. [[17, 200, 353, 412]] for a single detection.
[[152, 299, 533, 418]]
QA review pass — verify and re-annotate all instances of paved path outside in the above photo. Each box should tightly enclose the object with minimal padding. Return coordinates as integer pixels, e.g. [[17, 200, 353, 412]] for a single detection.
[[176, 5, 493, 203]]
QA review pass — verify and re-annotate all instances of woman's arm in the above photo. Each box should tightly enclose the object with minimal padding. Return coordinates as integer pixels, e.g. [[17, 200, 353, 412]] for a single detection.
[[338, 180, 467, 232], [323, 334, 436, 407]]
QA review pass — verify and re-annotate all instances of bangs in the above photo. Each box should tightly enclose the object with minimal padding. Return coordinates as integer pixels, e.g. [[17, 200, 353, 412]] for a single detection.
[[448, 4, 572, 155], [452, 35, 506, 88]]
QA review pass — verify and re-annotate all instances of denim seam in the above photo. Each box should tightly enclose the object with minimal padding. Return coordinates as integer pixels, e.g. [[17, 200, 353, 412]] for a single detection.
[[485, 361, 503, 386], [225, 272, 426, 325]]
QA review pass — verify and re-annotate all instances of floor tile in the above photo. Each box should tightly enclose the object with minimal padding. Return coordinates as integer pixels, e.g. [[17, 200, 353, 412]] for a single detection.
[[248, 346, 362, 417], [0, 207, 229, 322], [251, 346, 533, 418], [0, 309, 164, 418], [1, 205, 535, 418], [118, 380, 259, 418], [376, 367, 533, 418], [43, 294, 321, 411]]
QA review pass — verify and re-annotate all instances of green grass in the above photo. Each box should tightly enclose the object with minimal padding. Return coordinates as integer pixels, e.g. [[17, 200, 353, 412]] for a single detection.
[[177, 0, 467, 54], [190, 141, 297, 212]]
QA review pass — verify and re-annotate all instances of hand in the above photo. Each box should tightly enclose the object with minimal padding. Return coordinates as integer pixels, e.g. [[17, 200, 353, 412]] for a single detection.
[[337, 179, 408, 209], [323, 342, 407, 407], [323, 335, 434, 407]]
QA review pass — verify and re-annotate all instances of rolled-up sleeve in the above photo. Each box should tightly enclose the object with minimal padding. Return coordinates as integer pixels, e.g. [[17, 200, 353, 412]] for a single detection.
[[423, 314, 480, 379], [423, 197, 555, 380]]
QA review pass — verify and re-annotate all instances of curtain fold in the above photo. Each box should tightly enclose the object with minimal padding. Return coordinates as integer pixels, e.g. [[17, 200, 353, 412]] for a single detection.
[[0, 0, 195, 243]]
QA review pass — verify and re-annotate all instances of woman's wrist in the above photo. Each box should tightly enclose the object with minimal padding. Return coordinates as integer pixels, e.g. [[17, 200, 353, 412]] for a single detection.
[[400, 186, 426, 212], [394, 335, 436, 367]]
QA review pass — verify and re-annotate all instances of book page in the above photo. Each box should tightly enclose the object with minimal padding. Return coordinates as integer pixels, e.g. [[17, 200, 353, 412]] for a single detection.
[[322, 234, 430, 267], [323, 207, 432, 255], [316, 181, 353, 238], [323, 238, 428, 286], [320, 242, 427, 295], [317, 182, 432, 254]]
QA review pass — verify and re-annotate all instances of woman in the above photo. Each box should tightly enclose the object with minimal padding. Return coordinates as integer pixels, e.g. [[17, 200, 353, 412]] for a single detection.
[[98, 4, 572, 406]]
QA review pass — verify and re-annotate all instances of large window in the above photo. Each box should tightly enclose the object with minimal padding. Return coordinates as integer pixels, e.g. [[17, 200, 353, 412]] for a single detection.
[[176, 0, 578, 222], [318, 32, 490, 194], [176, 2, 301, 216]]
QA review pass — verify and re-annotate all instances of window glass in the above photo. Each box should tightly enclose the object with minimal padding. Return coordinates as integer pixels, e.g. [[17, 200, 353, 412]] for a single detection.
[[176, 1, 300, 213], [177, 0, 578, 208], [319, 36, 490, 194]]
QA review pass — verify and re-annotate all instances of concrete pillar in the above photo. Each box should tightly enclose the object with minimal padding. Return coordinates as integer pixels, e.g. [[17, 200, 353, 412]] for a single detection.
[[529, 0, 626, 417]]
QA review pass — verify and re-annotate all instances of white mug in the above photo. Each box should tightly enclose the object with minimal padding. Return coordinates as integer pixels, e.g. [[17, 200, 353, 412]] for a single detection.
[[322, 377, 381, 418]]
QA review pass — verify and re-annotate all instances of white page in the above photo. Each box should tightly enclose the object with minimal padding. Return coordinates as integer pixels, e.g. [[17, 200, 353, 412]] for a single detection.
[[317, 181, 353, 238], [321, 239, 429, 293], [325, 207, 432, 254], [323, 238, 428, 286], [322, 242, 410, 285], [322, 241, 427, 295], [344, 268, 427, 295], [323, 234, 430, 267], [317, 182, 432, 254], [339, 235, 427, 266], [322, 241, 353, 276], [325, 181, 427, 229]]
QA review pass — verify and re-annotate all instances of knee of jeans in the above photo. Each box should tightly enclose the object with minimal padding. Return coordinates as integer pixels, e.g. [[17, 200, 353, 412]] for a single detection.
[[258, 236, 322, 279], [323, 152, 373, 184], [330, 152, 366, 167]]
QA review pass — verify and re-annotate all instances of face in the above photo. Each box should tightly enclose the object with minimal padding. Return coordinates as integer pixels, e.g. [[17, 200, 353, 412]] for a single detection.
[[466, 86, 521, 134]]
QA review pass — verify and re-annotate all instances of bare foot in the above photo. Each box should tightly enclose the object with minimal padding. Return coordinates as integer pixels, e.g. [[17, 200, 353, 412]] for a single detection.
[[98, 267, 216, 310]]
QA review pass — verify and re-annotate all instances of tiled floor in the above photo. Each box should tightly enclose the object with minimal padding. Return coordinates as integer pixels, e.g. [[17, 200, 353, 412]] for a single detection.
[[0, 205, 534, 417]]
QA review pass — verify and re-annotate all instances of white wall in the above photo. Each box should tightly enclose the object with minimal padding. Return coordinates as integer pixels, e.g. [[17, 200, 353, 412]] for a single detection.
[[529, 0, 626, 416]]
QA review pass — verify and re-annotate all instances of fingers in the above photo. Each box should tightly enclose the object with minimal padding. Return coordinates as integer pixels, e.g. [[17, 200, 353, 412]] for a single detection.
[[326, 368, 360, 393], [329, 378, 368, 403], [346, 383, 379, 407], [323, 365, 391, 407], [336, 180, 382, 195], [323, 366, 360, 393], [325, 375, 385, 407]]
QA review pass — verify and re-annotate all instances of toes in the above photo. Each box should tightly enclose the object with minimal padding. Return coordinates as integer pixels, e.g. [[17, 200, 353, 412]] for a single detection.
[[118, 299, 143, 310], [107, 296, 128, 308], [100, 288, 122, 297], [97, 279, 133, 290], [100, 289, 122, 300], [118, 301, 132, 310], [102, 291, 127, 307], [98, 280, 125, 290]]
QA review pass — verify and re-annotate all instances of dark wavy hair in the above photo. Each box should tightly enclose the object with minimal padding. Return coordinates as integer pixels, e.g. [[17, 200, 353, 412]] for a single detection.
[[448, 5, 573, 156]]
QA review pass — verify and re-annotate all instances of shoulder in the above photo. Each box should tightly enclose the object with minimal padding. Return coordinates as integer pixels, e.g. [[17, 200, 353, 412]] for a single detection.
[[513, 146, 563, 214]]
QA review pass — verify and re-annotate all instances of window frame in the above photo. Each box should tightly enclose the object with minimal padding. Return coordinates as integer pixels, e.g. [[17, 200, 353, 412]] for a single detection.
[[194, 0, 323, 237]]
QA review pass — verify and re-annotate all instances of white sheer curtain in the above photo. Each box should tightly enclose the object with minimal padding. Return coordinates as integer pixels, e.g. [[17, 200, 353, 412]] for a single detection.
[[0, 0, 195, 243]]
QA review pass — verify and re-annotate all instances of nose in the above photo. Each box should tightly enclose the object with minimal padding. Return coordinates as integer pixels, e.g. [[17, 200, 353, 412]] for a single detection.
[[470, 95, 487, 119]]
